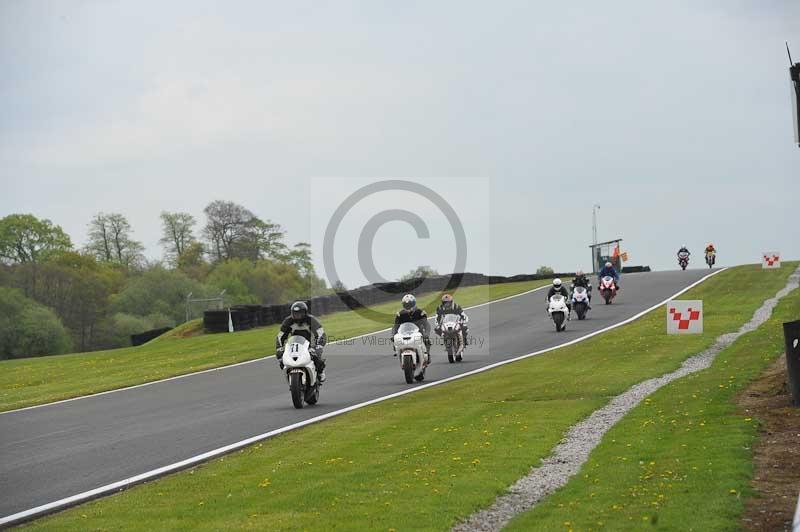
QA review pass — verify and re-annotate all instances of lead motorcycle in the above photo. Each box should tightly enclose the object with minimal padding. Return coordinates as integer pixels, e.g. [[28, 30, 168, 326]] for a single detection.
[[281, 336, 320, 409], [571, 286, 590, 320], [599, 276, 618, 304], [548, 293, 570, 332], [394, 322, 429, 383], [678, 250, 690, 270], [439, 313, 465, 363]]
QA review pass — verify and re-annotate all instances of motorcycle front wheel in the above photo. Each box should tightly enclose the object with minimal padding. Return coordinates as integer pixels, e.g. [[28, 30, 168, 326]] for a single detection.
[[402, 356, 415, 384], [289, 372, 304, 409], [553, 312, 565, 332]]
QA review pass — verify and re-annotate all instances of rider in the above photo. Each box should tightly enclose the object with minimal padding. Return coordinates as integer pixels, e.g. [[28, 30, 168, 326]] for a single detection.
[[435, 294, 469, 350], [571, 270, 592, 307], [392, 294, 432, 364], [705, 243, 716, 255], [678, 245, 690, 257], [276, 301, 327, 382], [546, 278, 572, 317], [598, 261, 621, 289]]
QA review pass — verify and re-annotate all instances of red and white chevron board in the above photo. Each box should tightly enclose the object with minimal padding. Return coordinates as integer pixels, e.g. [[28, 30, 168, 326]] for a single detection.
[[666, 300, 703, 334], [761, 251, 781, 269]]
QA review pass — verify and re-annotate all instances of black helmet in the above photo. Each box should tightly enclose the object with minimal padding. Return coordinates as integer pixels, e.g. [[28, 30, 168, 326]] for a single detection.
[[291, 301, 308, 321]]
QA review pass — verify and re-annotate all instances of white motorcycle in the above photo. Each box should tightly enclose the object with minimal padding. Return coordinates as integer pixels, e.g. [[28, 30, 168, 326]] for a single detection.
[[394, 322, 429, 383], [548, 294, 569, 332], [571, 286, 590, 320], [281, 336, 320, 409], [440, 313, 465, 363]]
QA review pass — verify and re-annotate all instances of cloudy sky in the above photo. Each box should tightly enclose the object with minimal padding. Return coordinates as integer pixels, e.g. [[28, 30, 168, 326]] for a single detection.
[[1, 1, 798, 287]]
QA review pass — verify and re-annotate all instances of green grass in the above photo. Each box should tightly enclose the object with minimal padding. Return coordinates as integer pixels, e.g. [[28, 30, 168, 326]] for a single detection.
[[507, 273, 799, 532], [0, 279, 549, 413], [23, 263, 797, 531]]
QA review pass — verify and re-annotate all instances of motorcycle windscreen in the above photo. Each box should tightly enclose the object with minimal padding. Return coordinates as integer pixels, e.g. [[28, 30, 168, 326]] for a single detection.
[[285, 335, 310, 347], [442, 314, 459, 326], [397, 322, 419, 335]]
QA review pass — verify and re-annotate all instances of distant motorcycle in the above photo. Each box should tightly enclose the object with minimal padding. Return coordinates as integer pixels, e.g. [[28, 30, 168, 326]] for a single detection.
[[705, 251, 715, 269], [571, 286, 590, 320], [394, 322, 429, 383], [440, 313, 465, 363], [599, 276, 618, 304], [678, 251, 690, 270], [281, 336, 320, 409], [548, 293, 570, 332]]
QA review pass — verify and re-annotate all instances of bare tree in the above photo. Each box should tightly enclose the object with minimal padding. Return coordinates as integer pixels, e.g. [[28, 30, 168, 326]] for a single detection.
[[202, 200, 286, 262], [159, 211, 196, 264], [86, 213, 144, 268]]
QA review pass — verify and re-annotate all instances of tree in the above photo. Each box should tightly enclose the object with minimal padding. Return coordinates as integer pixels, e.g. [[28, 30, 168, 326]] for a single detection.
[[0, 214, 72, 265], [400, 265, 439, 281], [85, 213, 145, 269], [32, 252, 123, 352], [0, 214, 73, 295], [159, 212, 196, 264], [206, 258, 326, 305], [0, 286, 72, 359], [285, 242, 315, 277], [202, 200, 287, 262], [177, 241, 209, 280], [535, 266, 554, 276]]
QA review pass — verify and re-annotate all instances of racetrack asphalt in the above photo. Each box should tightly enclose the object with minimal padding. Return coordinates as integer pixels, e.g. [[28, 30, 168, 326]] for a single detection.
[[0, 268, 716, 522]]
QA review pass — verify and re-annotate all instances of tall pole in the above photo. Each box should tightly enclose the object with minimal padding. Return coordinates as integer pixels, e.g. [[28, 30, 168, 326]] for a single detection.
[[592, 204, 600, 272]]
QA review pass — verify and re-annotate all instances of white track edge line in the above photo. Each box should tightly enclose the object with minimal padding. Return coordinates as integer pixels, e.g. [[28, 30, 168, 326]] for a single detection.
[[0, 269, 725, 527], [0, 284, 551, 416]]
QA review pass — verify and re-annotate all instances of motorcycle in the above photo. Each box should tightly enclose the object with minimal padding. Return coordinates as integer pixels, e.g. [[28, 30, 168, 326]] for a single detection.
[[678, 251, 690, 270], [439, 313, 465, 363], [394, 322, 429, 383], [281, 336, 320, 409], [571, 286, 590, 320], [705, 251, 715, 269], [599, 276, 617, 304], [548, 293, 570, 332]]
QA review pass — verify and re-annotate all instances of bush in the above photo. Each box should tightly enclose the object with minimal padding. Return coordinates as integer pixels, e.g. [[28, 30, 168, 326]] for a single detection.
[[112, 266, 210, 324], [0, 287, 72, 359], [107, 313, 157, 348], [535, 266, 554, 276]]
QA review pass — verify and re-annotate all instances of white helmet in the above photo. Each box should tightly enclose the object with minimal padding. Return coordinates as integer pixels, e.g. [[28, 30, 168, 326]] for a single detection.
[[605, 262, 612, 268], [552, 278, 562, 288], [401, 294, 417, 311]]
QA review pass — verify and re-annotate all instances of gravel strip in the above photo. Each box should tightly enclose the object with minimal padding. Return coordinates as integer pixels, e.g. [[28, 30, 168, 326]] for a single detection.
[[454, 266, 800, 532]]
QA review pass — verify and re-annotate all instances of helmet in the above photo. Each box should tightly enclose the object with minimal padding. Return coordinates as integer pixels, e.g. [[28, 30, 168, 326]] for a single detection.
[[605, 261, 612, 268], [708, 243, 714, 248], [576, 270, 584, 277], [401, 294, 417, 311], [553, 278, 562, 288], [441, 293, 453, 309], [290, 301, 308, 321]]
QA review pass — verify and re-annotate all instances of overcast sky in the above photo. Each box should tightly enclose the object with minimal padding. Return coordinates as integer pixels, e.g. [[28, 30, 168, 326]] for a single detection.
[[1, 1, 798, 287]]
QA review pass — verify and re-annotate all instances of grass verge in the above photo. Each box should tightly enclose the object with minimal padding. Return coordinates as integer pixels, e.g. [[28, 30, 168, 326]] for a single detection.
[[22, 264, 797, 531], [506, 273, 800, 531], [0, 280, 549, 413]]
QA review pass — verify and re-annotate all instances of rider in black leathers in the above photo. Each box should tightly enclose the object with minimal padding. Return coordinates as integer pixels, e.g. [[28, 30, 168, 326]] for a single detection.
[[392, 294, 432, 362]]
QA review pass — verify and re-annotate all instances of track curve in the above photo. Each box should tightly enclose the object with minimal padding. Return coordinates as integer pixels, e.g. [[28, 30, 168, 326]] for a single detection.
[[0, 269, 717, 522]]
